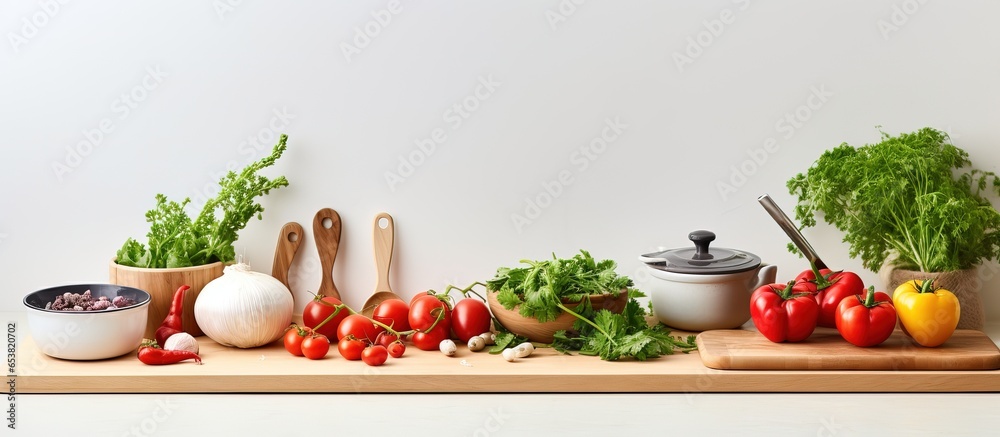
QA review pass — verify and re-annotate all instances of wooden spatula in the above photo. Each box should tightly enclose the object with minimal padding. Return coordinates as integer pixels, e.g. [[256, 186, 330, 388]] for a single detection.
[[313, 208, 342, 300], [271, 222, 304, 292]]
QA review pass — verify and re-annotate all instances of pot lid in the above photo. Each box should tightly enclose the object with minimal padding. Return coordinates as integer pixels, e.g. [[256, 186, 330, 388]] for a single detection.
[[639, 230, 761, 274]]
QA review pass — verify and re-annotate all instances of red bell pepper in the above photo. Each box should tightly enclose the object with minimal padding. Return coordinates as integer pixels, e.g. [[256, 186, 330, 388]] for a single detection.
[[795, 263, 865, 328], [835, 286, 897, 347], [750, 281, 819, 343]]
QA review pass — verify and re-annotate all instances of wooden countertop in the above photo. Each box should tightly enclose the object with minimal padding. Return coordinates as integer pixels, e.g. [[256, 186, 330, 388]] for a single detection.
[[16, 331, 1000, 394]]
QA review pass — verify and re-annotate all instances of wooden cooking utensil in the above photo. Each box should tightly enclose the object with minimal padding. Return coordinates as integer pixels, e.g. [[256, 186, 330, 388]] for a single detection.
[[362, 212, 401, 316], [313, 208, 342, 300], [271, 222, 304, 292]]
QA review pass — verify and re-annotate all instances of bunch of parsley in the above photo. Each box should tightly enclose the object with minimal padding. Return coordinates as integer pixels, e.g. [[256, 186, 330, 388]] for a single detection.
[[116, 134, 290, 268], [487, 250, 697, 361], [788, 127, 1000, 272]]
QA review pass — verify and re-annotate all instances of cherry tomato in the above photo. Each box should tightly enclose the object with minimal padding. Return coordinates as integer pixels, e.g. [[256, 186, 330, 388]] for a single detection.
[[376, 332, 399, 348], [283, 325, 310, 357], [409, 295, 452, 332], [303, 296, 349, 341], [373, 299, 411, 332], [362, 345, 388, 366], [338, 336, 365, 361], [451, 298, 492, 342], [337, 314, 385, 344], [301, 335, 330, 360], [387, 341, 405, 358]]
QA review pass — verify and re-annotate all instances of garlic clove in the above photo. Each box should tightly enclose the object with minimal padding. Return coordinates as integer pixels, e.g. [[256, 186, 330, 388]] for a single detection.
[[502, 348, 518, 362], [479, 332, 495, 345], [467, 336, 486, 352], [514, 342, 534, 358], [439, 339, 457, 356], [163, 332, 200, 354]]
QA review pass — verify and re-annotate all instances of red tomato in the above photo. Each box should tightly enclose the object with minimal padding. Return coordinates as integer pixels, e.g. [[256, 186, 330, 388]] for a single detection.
[[283, 325, 311, 357], [301, 335, 330, 360], [750, 281, 819, 343], [409, 291, 430, 307], [796, 268, 865, 328], [387, 341, 405, 358], [338, 336, 365, 361], [303, 296, 349, 341], [451, 298, 492, 342], [835, 286, 897, 347], [362, 345, 388, 366], [409, 295, 452, 332], [337, 314, 385, 344], [372, 299, 411, 332], [410, 325, 451, 351], [376, 332, 399, 348]]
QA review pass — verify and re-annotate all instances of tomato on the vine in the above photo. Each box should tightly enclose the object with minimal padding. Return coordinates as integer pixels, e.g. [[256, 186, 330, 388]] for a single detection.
[[373, 299, 411, 332], [409, 294, 452, 351], [337, 314, 385, 344], [283, 325, 311, 356], [387, 341, 405, 358], [301, 335, 330, 360], [411, 326, 450, 351], [376, 332, 399, 348], [409, 291, 430, 307], [303, 295, 349, 341], [338, 336, 365, 361], [362, 345, 388, 366], [451, 298, 491, 342], [409, 294, 451, 331]]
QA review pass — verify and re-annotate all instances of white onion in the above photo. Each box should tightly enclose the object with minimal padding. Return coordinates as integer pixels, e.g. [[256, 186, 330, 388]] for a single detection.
[[194, 263, 293, 348]]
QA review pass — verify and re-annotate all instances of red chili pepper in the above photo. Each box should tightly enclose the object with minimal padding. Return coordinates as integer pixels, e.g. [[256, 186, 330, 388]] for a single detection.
[[137, 345, 202, 365], [155, 285, 190, 346]]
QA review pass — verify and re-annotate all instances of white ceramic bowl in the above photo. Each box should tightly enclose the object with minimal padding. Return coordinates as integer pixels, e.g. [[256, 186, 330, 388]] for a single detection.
[[23, 284, 150, 360]]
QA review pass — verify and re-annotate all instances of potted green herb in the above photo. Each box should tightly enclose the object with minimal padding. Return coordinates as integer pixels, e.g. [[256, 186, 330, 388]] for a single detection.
[[787, 127, 1000, 329], [110, 134, 290, 338]]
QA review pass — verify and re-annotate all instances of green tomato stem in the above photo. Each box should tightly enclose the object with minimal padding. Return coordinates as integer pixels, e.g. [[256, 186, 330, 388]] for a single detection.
[[367, 317, 415, 337], [311, 304, 347, 332], [862, 285, 877, 307]]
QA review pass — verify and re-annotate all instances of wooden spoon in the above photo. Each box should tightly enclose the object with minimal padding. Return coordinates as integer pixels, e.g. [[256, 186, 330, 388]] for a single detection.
[[270, 222, 304, 293], [313, 208, 342, 300], [362, 212, 401, 316]]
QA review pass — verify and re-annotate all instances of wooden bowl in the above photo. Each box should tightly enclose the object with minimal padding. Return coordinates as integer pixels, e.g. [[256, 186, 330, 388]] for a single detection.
[[487, 289, 629, 343]]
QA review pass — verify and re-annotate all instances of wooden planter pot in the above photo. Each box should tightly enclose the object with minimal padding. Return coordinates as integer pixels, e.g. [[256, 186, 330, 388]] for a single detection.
[[109, 260, 224, 338]]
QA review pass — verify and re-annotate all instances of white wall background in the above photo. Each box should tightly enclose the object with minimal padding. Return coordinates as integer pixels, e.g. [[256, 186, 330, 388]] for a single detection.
[[3, 0, 1000, 322]]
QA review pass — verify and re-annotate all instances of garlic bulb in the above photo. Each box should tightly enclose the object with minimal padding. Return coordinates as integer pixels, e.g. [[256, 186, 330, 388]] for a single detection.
[[194, 263, 293, 348]]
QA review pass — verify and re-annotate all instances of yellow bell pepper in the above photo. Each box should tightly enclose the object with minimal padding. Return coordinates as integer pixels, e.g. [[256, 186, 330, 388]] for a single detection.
[[892, 279, 960, 347]]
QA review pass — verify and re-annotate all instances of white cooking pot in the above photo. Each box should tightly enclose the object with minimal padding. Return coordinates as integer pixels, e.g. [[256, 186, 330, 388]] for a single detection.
[[639, 230, 777, 331]]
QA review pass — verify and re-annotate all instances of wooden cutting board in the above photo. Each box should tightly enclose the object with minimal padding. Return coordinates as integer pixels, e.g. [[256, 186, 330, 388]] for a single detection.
[[696, 328, 1000, 370]]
